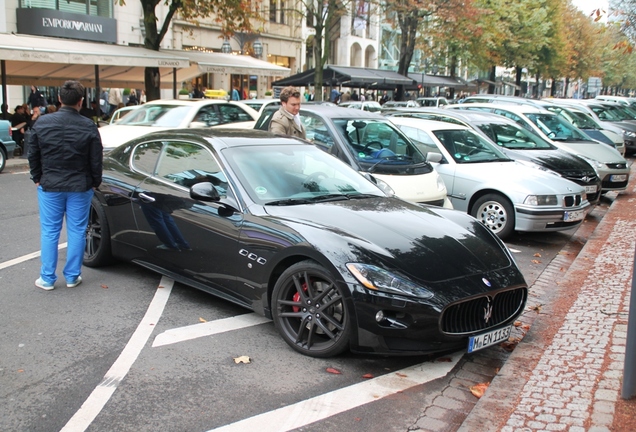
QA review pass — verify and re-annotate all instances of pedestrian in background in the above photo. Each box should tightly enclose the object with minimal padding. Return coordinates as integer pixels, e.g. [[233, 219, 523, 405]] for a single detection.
[[269, 86, 306, 139], [27, 85, 45, 111], [27, 80, 103, 291], [108, 88, 122, 116]]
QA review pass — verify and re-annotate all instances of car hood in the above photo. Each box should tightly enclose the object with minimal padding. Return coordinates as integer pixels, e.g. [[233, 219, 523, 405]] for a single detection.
[[99, 125, 169, 149], [263, 197, 514, 284], [503, 148, 595, 176], [553, 140, 626, 163]]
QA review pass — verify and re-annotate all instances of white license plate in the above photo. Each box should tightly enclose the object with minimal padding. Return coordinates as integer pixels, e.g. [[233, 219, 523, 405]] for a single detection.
[[610, 174, 627, 182], [585, 185, 598, 193], [467, 325, 512, 353], [564, 209, 585, 222]]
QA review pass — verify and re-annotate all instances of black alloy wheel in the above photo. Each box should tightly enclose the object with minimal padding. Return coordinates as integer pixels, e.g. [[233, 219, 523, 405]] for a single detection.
[[0, 147, 6, 173], [273, 260, 351, 358], [83, 197, 114, 267]]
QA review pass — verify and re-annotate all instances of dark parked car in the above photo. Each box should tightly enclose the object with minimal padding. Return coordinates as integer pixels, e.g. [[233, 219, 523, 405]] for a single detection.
[[85, 128, 528, 358], [386, 109, 602, 204], [0, 119, 17, 173]]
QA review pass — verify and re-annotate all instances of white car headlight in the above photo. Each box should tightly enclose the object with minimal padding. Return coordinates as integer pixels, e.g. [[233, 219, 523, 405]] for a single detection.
[[436, 175, 447, 192], [373, 178, 395, 196], [524, 195, 558, 206], [622, 130, 636, 138], [346, 263, 434, 299], [577, 154, 605, 169]]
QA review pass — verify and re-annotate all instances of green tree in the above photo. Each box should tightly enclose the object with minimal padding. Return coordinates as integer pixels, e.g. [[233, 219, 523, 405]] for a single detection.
[[118, 0, 261, 101]]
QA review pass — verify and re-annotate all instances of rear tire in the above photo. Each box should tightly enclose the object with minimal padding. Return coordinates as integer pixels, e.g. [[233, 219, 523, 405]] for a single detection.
[[84, 196, 114, 267], [470, 193, 515, 239]]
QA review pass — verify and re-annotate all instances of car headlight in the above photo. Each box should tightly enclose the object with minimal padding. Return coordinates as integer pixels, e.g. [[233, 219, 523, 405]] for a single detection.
[[436, 174, 447, 192], [577, 154, 605, 169], [622, 130, 636, 138], [373, 178, 395, 196], [524, 195, 558, 206], [346, 263, 434, 299]]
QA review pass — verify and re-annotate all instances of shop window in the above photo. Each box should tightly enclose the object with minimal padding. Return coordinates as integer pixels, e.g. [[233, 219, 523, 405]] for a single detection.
[[21, 0, 113, 18]]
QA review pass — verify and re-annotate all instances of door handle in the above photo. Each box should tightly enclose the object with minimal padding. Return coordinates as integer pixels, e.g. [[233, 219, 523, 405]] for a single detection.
[[138, 192, 156, 203]]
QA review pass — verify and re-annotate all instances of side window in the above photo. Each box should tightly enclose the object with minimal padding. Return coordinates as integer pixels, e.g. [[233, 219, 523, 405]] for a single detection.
[[192, 106, 221, 127], [132, 142, 163, 175], [219, 104, 253, 124], [156, 141, 229, 197], [303, 115, 335, 149]]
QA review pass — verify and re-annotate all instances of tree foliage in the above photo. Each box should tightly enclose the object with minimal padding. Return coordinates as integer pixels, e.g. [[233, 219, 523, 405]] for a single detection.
[[117, 0, 260, 100]]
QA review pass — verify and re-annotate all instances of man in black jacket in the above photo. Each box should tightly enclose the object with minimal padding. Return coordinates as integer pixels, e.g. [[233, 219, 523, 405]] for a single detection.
[[27, 80, 103, 290]]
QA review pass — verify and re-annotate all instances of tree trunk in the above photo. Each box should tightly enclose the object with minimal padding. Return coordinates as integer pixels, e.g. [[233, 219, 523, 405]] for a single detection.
[[395, 14, 418, 102], [514, 66, 522, 97], [488, 65, 496, 94]]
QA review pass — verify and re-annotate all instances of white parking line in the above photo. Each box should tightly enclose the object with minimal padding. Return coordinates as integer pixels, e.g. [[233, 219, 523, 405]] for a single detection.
[[152, 313, 270, 347], [60, 276, 174, 432], [0, 242, 67, 271], [205, 351, 462, 432]]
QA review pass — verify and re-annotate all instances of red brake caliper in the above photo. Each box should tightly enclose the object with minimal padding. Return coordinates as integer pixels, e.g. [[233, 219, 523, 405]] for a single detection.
[[292, 282, 308, 312]]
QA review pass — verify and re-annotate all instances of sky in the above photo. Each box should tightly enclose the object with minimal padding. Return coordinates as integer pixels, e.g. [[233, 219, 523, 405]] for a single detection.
[[571, 0, 610, 17]]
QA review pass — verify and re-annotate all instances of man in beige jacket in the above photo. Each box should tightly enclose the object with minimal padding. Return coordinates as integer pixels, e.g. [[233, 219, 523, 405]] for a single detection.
[[269, 86, 306, 139]]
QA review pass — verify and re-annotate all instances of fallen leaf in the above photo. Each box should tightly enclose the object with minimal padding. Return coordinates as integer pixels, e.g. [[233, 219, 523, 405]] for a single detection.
[[234, 355, 251, 364], [362, 373, 374, 379], [326, 367, 341, 374], [533, 253, 541, 257], [522, 324, 531, 331], [17, 369, 24, 373], [436, 357, 452, 362], [199, 317, 207, 323], [396, 372, 407, 378], [158, 285, 164, 289], [513, 321, 522, 327], [100, 284, 108, 289], [354, 417, 361, 421], [470, 382, 489, 398], [501, 337, 522, 352], [531, 304, 542, 312], [531, 259, 541, 264]]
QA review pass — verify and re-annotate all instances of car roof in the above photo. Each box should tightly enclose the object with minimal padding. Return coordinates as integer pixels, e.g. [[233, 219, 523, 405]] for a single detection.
[[450, 102, 548, 114], [299, 104, 386, 119], [143, 99, 244, 106], [390, 116, 471, 131], [123, 127, 304, 150]]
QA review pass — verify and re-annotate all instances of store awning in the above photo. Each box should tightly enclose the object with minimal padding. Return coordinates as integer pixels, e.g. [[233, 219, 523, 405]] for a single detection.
[[0, 32, 190, 88], [272, 66, 416, 90], [408, 73, 472, 88], [163, 50, 291, 81]]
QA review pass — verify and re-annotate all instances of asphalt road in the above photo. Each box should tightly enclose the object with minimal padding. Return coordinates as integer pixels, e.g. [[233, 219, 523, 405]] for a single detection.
[[0, 167, 612, 432]]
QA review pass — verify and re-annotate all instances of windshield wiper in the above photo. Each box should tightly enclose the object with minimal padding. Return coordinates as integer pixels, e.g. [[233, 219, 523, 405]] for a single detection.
[[305, 194, 351, 203], [366, 155, 413, 173], [264, 198, 313, 206]]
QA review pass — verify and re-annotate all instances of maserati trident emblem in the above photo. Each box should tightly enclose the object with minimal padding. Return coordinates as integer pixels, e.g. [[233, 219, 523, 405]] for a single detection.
[[483, 297, 493, 324]]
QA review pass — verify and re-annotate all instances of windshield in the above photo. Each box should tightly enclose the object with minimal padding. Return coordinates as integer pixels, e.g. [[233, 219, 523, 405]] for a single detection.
[[477, 122, 554, 150], [593, 105, 632, 121], [223, 144, 384, 205], [431, 129, 511, 163], [332, 118, 430, 174], [117, 104, 191, 127], [546, 107, 599, 129], [526, 113, 593, 142]]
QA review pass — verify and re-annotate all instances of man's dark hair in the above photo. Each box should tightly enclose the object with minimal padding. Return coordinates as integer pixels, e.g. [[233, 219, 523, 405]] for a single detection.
[[59, 80, 85, 106], [279, 86, 301, 102]]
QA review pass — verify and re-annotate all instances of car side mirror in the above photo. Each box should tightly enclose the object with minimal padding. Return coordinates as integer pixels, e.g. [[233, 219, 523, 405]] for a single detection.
[[426, 152, 443, 163], [190, 182, 220, 202]]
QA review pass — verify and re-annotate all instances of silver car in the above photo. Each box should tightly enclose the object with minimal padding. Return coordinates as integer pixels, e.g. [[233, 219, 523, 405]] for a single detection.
[[448, 103, 630, 192], [391, 117, 591, 239]]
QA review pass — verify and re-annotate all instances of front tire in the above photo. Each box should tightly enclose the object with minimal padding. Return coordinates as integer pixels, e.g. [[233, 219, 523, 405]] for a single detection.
[[470, 193, 515, 239], [84, 196, 114, 267], [272, 261, 351, 358], [0, 147, 6, 173]]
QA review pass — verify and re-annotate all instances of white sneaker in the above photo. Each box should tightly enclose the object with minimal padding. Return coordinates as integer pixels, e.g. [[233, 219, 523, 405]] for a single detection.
[[35, 277, 55, 291], [66, 276, 82, 288]]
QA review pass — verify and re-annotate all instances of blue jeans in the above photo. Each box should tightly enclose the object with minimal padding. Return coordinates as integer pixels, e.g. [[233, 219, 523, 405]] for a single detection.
[[38, 187, 94, 284]]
